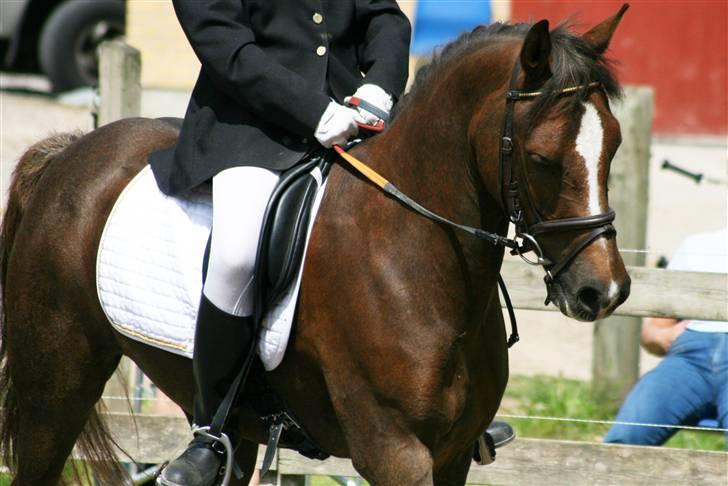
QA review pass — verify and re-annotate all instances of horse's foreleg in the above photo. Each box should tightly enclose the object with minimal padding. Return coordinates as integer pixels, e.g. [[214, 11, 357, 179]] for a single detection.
[[432, 448, 473, 486], [325, 380, 434, 486], [348, 426, 434, 486]]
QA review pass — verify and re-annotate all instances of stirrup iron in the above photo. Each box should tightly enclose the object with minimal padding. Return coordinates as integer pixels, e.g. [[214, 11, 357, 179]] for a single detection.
[[192, 426, 235, 486]]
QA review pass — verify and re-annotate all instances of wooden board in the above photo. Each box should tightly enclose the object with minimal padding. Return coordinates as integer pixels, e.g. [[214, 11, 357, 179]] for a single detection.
[[84, 415, 727, 485], [275, 439, 728, 485], [500, 261, 727, 321]]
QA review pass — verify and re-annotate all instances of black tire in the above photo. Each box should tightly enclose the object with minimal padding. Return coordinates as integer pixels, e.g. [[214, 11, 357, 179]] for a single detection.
[[38, 0, 125, 92]]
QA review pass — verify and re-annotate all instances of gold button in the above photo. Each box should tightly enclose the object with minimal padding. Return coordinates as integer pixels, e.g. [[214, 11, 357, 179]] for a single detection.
[[316, 45, 327, 56], [313, 13, 323, 24]]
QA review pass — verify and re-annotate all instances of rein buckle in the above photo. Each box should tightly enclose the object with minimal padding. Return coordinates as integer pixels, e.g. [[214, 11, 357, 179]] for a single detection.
[[501, 137, 514, 154]]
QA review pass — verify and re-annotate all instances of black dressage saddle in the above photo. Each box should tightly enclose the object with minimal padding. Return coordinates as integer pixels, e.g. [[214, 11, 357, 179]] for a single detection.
[[255, 151, 333, 309]]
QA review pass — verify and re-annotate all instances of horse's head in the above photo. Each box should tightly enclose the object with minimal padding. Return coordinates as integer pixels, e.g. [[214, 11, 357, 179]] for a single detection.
[[474, 6, 631, 321]]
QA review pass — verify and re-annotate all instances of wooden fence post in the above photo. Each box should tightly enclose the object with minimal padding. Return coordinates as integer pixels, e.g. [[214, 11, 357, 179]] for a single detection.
[[97, 39, 143, 412], [97, 39, 142, 126], [592, 86, 654, 403]]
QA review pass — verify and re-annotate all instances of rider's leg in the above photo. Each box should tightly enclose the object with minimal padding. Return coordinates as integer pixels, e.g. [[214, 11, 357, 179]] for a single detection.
[[159, 167, 280, 486]]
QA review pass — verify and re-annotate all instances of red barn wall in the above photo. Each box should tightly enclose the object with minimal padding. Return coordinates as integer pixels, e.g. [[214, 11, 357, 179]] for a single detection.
[[511, 0, 727, 136]]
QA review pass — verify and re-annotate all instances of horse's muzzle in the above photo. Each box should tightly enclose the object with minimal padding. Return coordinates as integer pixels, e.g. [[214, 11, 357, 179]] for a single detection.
[[549, 273, 631, 322]]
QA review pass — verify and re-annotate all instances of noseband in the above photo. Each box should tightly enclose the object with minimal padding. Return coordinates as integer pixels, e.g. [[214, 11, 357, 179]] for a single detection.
[[498, 61, 616, 302]]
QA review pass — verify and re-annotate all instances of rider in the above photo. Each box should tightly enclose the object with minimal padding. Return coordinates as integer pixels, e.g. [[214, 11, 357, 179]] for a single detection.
[[149, 2, 411, 485]]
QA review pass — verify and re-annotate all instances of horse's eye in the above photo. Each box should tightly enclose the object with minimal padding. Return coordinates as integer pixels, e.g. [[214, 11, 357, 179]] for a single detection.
[[528, 152, 552, 167]]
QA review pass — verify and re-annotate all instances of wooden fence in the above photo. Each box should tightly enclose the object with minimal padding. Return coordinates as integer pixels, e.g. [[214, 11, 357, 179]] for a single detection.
[[84, 414, 727, 485], [500, 261, 727, 322]]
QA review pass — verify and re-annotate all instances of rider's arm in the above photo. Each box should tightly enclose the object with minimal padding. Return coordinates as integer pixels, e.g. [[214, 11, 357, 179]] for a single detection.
[[640, 318, 686, 356], [354, 0, 412, 100], [172, 0, 331, 138]]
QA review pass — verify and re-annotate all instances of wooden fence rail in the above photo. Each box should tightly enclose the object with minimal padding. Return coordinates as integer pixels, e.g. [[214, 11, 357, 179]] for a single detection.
[[75, 414, 727, 485], [500, 260, 728, 322]]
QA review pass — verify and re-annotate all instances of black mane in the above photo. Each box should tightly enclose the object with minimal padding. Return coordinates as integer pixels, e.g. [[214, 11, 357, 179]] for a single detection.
[[394, 22, 622, 121]]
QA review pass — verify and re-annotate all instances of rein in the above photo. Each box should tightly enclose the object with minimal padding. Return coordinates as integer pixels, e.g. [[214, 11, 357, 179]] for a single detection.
[[336, 59, 618, 343], [333, 145, 521, 348]]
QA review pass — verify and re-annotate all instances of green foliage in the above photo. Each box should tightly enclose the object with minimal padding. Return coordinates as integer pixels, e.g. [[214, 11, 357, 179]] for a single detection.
[[663, 427, 726, 451], [500, 375, 725, 451]]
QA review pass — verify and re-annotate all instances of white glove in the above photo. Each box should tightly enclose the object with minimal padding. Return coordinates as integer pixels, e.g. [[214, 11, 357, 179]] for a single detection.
[[314, 101, 359, 148], [345, 84, 393, 126]]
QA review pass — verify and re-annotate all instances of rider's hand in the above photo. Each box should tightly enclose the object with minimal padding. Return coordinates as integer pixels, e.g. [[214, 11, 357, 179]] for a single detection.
[[345, 84, 393, 126], [314, 101, 359, 148]]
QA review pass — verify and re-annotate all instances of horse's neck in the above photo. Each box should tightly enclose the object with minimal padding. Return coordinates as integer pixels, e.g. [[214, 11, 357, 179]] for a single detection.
[[358, 59, 508, 240], [357, 118, 478, 227], [348, 93, 509, 300]]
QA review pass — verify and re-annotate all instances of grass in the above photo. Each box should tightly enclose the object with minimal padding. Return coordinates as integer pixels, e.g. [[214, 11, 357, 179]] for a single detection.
[[500, 374, 725, 451]]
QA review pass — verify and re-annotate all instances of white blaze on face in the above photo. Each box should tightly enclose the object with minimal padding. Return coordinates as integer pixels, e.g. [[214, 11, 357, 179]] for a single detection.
[[573, 101, 620, 305], [575, 102, 605, 215]]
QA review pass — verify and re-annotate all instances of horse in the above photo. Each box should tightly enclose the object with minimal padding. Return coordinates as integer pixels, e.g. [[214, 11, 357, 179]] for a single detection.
[[0, 6, 631, 485]]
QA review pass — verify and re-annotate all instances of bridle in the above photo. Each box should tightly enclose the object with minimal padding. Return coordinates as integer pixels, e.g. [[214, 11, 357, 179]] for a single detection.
[[333, 56, 619, 344], [497, 60, 616, 303]]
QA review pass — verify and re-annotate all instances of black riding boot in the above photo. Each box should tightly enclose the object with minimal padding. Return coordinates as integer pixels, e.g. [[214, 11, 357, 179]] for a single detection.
[[157, 295, 255, 486]]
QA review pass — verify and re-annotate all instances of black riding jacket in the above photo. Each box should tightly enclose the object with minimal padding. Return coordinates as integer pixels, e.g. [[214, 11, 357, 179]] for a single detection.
[[150, 0, 411, 195]]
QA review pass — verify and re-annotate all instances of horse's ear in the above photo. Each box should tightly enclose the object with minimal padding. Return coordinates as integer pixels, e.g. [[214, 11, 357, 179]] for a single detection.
[[582, 3, 629, 55], [520, 20, 552, 89]]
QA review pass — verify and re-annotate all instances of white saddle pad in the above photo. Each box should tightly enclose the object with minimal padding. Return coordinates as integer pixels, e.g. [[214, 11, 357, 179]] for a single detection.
[[96, 165, 327, 371]]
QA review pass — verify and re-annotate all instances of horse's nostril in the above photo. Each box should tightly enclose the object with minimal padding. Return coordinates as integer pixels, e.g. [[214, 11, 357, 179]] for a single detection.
[[577, 286, 602, 314]]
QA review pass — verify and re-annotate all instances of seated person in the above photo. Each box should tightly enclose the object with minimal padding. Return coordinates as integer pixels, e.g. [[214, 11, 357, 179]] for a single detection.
[[604, 227, 727, 446]]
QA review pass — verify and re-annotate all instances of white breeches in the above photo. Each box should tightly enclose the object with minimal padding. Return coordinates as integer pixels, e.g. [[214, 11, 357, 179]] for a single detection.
[[203, 166, 280, 317]]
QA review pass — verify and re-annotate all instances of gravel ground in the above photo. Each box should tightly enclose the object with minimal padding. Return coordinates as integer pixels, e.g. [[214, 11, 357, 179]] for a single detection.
[[1, 73, 726, 382]]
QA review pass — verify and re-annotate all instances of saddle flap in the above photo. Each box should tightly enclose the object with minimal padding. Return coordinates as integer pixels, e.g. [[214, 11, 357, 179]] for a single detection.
[[256, 153, 331, 307], [266, 175, 318, 296]]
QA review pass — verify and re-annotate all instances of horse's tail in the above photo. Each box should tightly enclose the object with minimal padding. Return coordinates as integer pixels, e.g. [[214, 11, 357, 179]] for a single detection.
[[0, 132, 125, 483]]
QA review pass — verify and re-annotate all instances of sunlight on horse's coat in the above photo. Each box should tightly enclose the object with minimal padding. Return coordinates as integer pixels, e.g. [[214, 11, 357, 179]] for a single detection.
[[608, 280, 620, 301]]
